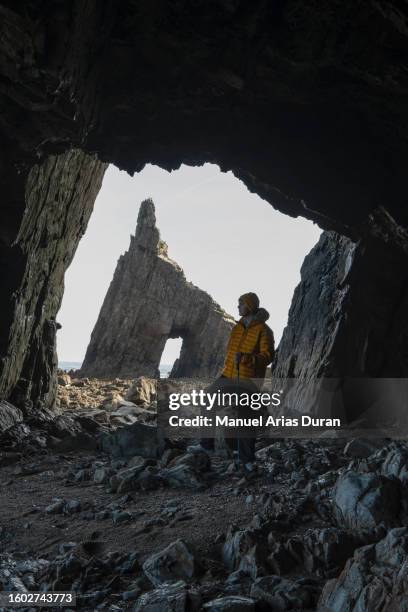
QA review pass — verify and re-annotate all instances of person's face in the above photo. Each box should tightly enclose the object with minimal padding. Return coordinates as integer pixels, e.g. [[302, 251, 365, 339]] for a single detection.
[[238, 299, 250, 317]]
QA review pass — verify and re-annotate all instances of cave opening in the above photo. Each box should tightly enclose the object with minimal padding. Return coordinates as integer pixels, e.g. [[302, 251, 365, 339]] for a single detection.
[[159, 337, 183, 379], [1, 6, 408, 603], [0, 0, 407, 411], [56, 162, 321, 380]]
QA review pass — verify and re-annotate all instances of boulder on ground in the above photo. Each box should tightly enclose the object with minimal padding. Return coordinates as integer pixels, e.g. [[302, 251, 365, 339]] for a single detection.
[[318, 528, 408, 611], [98, 422, 162, 458], [285, 527, 362, 575], [250, 575, 316, 610], [57, 371, 72, 386], [125, 377, 157, 406], [171, 447, 211, 472], [159, 464, 206, 490], [223, 527, 267, 579], [0, 401, 23, 433], [93, 465, 114, 484], [109, 461, 149, 492], [47, 414, 82, 438], [134, 581, 200, 611], [143, 540, 195, 587], [333, 471, 401, 529], [203, 595, 255, 611], [102, 391, 125, 410], [51, 431, 98, 452], [380, 446, 408, 484], [343, 439, 387, 459], [108, 402, 155, 427]]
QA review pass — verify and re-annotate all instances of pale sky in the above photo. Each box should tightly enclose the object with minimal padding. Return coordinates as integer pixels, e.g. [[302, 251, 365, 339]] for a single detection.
[[57, 163, 321, 364]]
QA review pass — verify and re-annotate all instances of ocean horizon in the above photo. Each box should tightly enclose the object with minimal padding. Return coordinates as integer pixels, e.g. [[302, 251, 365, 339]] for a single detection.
[[58, 361, 173, 378]]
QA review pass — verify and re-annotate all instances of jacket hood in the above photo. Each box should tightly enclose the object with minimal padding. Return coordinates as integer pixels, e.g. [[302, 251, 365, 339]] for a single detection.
[[238, 307, 270, 325], [254, 307, 269, 322]]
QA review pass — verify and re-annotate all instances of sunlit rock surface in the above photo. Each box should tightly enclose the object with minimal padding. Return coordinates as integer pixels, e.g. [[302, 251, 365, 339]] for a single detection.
[[79, 199, 235, 379]]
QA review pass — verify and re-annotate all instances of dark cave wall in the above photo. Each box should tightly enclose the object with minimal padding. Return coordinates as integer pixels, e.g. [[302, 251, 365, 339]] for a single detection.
[[273, 211, 408, 414], [0, 150, 106, 411], [0, 1, 408, 410], [2, 1, 408, 233], [73, 0, 408, 232]]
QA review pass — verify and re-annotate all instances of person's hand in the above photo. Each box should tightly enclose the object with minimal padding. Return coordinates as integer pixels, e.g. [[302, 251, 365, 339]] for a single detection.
[[235, 352, 252, 365], [240, 353, 253, 365]]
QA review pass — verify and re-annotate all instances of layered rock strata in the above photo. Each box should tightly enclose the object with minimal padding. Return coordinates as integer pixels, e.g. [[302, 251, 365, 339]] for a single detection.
[[274, 210, 408, 420], [79, 199, 235, 379], [0, 151, 106, 412]]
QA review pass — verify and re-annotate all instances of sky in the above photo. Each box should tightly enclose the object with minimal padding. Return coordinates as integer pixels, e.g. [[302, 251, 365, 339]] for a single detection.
[[56, 163, 321, 365]]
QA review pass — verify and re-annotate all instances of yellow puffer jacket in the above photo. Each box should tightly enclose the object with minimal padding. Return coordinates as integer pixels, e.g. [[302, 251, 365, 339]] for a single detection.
[[221, 308, 275, 379]]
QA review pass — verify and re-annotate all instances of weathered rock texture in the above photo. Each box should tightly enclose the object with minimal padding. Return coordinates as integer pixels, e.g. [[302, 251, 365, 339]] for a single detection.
[[273, 210, 408, 417], [1, 2, 408, 409], [2, 2, 408, 232], [0, 151, 106, 411], [79, 199, 235, 379], [318, 528, 408, 611]]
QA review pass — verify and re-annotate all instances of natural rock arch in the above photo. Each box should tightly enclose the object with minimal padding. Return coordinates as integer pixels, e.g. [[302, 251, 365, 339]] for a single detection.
[[79, 199, 235, 379], [1, 1, 408, 411]]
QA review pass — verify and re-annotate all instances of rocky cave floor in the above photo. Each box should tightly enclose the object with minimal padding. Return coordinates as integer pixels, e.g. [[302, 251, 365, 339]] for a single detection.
[[0, 375, 408, 611]]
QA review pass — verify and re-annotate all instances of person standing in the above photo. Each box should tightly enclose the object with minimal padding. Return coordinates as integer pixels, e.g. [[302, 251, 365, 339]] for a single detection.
[[201, 292, 275, 467], [222, 292, 275, 381]]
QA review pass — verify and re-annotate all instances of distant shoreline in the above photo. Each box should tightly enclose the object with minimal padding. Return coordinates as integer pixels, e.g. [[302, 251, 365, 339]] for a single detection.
[[58, 361, 173, 378], [58, 361, 82, 371]]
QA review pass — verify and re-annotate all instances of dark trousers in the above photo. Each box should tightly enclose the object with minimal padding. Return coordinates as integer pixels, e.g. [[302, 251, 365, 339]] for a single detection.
[[200, 376, 258, 463]]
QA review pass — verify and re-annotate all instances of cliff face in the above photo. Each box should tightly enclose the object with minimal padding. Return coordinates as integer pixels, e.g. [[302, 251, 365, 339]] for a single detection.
[[274, 230, 354, 381], [0, 151, 106, 412], [274, 211, 408, 415], [79, 199, 235, 379]]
